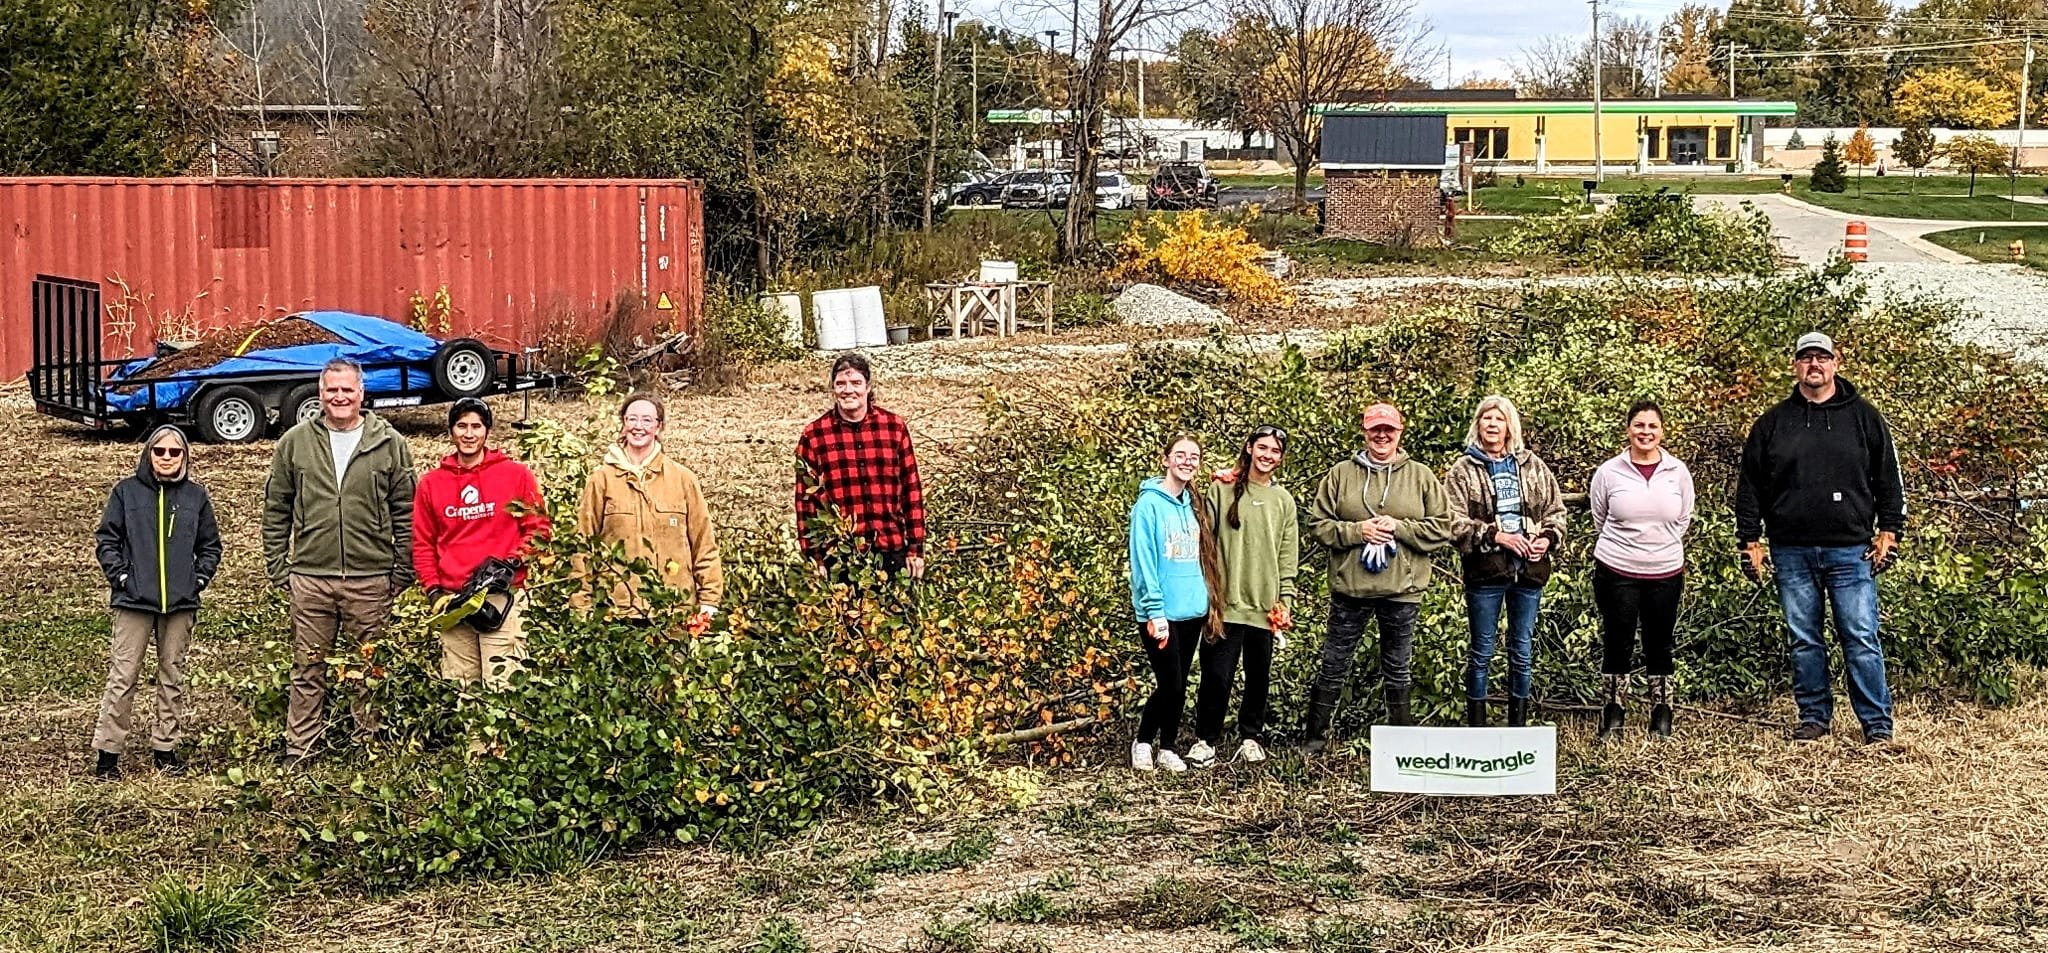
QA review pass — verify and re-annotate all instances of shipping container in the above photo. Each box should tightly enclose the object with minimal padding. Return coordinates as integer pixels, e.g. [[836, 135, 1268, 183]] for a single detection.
[[0, 177, 704, 381]]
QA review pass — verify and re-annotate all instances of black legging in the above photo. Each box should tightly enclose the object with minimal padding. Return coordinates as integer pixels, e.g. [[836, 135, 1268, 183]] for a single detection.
[[1195, 622, 1275, 745], [1592, 561, 1684, 676], [1136, 617, 1203, 748]]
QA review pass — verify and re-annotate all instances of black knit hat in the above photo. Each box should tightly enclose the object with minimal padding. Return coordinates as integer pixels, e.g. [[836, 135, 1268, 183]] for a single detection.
[[449, 397, 493, 430]]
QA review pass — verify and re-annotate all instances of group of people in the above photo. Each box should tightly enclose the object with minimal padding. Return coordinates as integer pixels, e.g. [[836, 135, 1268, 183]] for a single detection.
[[1125, 331, 1907, 772], [86, 331, 1902, 780], [88, 352, 927, 777]]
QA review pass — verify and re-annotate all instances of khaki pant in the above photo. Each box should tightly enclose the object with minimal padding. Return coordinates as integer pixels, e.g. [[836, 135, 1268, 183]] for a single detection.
[[286, 574, 393, 756], [92, 608, 194, 754], [440, 592, 528, 688]]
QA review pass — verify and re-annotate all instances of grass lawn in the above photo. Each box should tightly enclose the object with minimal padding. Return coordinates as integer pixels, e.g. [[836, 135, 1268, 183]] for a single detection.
[[1213, 172, 1323, 188], [1790, 174, 2048, 220], [1921, 225, 2048, 268]]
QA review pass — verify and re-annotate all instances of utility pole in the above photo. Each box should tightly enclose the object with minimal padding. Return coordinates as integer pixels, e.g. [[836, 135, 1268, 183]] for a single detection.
[[2016, 36, 2034, 220], [971, 43, 980, 154], [1728, 42, 1740, 99], [1591, 0, 1603, 182], [921, 0, 946, 231]]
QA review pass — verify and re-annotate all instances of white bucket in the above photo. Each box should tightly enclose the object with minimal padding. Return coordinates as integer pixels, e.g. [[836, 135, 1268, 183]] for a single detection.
[[850, 285, 888, 347], [760, 292, 804, 349], [812, 289, 857, 352], [979, 260, 1019, 283]]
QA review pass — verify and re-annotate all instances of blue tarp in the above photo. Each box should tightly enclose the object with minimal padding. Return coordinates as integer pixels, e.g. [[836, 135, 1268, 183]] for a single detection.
[[105, 312, 443, 412]]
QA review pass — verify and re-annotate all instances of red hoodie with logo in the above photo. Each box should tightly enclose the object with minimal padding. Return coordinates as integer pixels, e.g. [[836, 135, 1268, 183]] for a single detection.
[[411, 449, 550, 591]]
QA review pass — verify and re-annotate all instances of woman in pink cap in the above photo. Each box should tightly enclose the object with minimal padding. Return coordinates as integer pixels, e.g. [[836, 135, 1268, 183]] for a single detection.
[[1303, 403, 1452, 751]]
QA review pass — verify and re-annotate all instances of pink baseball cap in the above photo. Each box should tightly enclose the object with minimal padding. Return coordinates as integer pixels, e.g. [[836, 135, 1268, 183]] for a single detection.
[[1361, 403, 1404, 431]]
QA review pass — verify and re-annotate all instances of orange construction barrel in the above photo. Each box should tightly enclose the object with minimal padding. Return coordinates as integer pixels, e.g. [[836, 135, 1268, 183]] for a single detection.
[[1843, 221, 1869, 263]]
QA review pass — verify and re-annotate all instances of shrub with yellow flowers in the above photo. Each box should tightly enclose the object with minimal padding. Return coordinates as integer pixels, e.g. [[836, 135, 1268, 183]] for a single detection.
[[1114, 210, 1288, 306]]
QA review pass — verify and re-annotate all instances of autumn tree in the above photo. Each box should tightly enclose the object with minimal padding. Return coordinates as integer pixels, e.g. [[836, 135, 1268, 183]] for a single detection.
[[1940, 133, 2009, 195], [1894, 67, 2018, 129], [0, 0, 238, 174], [358, 0, 569, 176], [1226, 0, 1438, 202], [1172, 28, 1261, 133], [1844, 124, 1877, 193], [1658, 3, 1722, 96]]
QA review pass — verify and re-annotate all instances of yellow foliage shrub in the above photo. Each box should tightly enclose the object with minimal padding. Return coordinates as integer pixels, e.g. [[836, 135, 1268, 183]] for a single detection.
[[1114, 211, 1288, 306]]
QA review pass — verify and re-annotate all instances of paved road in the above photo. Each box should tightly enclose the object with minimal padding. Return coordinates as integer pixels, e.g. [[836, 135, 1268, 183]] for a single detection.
[[1693, 193, 1973, 265]]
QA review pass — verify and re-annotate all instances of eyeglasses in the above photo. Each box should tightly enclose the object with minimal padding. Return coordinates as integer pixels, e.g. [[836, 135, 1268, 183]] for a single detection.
[[622, 415, 661, 425], [1250, 425, 1289, 443], [1168, 452, 1201, 463], [151, 446, 185, 458], [1794, 353, 1837, 365]]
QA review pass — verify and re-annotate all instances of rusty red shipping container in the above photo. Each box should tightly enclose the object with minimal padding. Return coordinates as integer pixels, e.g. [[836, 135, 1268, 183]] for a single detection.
[[0, 177, 704, 381]]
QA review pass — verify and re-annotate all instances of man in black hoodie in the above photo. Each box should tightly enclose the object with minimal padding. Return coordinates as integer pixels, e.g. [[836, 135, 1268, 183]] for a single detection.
[[1736, 332, 1905, 744], [91, 425, 223, 778]]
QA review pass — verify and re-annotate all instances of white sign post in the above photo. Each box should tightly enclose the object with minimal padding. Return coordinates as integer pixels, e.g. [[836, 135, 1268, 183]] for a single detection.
[[1368, 726, 1558, 796]]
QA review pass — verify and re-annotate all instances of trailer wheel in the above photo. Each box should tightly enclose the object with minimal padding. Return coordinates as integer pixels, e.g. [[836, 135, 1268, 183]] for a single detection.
[[281, 383, 323, 432], [432, 339, 494, 398], [195, 385, 265, 444]]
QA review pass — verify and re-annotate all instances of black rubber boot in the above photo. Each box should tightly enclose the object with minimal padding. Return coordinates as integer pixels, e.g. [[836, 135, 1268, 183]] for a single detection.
[[153, 748, 186, 775], [1384, 686, 1413, 727], [1302, 688, 1338, 754], [1465, 697, 1488, 727], [93, 750, 120, 780], [1597, 674, 1625, 741], [1506, 696, 1530, 727], [1647, 676, 1674, 739]]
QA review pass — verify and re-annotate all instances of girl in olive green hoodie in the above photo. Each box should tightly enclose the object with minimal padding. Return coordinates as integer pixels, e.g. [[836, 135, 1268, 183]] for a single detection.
[[1191, 425, 1299, 767]]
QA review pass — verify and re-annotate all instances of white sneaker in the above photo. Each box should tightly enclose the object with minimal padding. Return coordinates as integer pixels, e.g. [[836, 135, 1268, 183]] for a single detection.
[[1237, 739, 1268, 763], [1154, 749, 1188, 773], [1187, 741, 1217, 769], [1130, 742, 1156, 771]]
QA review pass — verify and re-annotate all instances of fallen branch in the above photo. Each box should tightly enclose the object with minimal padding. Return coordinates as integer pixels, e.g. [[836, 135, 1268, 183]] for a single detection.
[[983, 716, 1097, 746]]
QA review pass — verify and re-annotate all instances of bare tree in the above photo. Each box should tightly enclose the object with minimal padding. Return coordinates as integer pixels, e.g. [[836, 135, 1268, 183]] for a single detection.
[[1227, 0, 1438, 202], [289, 0, 370, 132], [1511, 17, 1660, 101], [1508, 34, 1588, 99], [359, 0, 567, 175], [1052, 0, 1204, 260]]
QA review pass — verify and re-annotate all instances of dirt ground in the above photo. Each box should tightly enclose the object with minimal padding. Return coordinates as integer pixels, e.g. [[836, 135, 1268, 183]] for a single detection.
[[4, 286, 2046, 951]]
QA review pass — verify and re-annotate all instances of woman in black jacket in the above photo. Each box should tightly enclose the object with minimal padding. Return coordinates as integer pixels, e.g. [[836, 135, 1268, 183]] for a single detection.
[[91, 425, 222, 778]]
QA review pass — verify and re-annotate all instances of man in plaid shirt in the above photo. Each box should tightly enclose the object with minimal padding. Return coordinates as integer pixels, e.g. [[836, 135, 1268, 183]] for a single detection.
[[796, 354, 927, 578]]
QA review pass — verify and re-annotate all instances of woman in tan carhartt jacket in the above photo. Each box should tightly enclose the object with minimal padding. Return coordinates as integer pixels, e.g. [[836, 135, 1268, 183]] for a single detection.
[[576, 393, 723, 617]]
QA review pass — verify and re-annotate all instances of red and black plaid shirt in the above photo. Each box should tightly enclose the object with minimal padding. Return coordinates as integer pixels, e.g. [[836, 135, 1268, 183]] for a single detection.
[[795, 405, 926, 557]]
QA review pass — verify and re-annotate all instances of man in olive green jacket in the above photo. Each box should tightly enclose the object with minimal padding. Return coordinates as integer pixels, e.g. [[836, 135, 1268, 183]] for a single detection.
[[262, 359, 417, 763]]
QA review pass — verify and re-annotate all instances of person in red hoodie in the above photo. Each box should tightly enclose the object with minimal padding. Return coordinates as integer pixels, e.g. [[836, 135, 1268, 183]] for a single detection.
[[412, 398, 550, 688]]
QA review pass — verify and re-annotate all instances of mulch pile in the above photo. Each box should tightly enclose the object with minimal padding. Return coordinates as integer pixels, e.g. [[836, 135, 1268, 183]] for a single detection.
[[125, 317, 347, 382]]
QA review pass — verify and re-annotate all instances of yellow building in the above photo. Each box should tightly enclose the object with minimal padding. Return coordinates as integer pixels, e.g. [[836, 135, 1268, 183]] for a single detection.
[[1352, 97, 1799, 170]]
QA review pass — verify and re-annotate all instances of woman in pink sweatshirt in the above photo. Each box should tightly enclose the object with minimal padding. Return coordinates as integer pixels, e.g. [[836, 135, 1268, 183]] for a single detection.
[[1587, 401, 1695, 740]]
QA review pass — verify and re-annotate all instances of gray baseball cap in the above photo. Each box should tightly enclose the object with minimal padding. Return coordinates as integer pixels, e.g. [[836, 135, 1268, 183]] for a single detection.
[[1793, 331, 1836, 357]]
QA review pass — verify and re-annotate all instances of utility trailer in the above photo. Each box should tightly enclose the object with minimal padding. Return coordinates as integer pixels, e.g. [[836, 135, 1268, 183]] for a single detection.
[[28, 275, 565, 443]]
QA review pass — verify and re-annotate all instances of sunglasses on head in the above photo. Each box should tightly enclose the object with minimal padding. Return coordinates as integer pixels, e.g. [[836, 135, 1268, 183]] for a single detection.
[[151, 446, 184, 458], [1250, 425, 1288, 444]]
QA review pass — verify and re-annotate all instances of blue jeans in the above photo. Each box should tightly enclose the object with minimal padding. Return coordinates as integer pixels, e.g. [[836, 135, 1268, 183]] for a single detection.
[[1774, 545, 1893, 735], [1466, 583, 1542, 700]]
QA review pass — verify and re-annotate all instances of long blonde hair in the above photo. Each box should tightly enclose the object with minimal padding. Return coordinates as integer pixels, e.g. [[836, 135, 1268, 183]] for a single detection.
[[1464, 395, 1526, 453], [1164, 434, 1228, 642]]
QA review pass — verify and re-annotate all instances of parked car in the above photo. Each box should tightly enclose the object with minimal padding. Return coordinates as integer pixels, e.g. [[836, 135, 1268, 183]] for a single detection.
[[951, 171, 1025, 207], [1147, 162, 1219, 210], [932, 170, 994, 208], [1095, 173, 1136, 210], [1001, 172, 1074, 209]]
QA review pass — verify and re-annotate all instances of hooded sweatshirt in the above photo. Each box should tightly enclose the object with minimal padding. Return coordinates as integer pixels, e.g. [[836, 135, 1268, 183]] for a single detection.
[[1129, 477, 1210, 625], [1735, 376, 1906, 547], [1204, 477, 1299, 630], [412, 448, 550, 592], [95, 425, 223, 614], [1309, 452, 1453, 602], [576, 442, 724, 612]]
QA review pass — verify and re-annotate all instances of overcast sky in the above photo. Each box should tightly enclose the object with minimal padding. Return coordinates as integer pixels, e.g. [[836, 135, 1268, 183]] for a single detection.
[[950, 0, 1702, 84]]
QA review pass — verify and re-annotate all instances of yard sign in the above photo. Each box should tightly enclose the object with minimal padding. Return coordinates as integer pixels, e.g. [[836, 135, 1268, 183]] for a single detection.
[[1369, 726, 1558, 796]]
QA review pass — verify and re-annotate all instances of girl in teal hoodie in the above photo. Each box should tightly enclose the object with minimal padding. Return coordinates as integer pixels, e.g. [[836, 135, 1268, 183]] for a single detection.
[[1127, 435, 1223, 773]]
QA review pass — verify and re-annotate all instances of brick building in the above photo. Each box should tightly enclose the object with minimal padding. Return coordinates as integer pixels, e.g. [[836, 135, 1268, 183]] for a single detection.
[[1320, 112, 1451, 246]]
